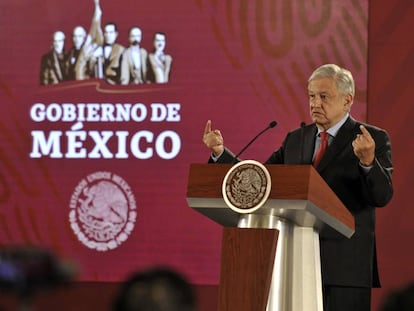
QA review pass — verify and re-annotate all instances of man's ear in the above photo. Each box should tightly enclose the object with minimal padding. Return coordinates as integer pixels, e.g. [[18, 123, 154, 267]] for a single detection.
[[344, 94, 353, 111]]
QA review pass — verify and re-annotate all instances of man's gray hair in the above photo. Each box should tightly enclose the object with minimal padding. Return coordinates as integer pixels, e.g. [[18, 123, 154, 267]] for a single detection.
[[308, 64, 355, 97]]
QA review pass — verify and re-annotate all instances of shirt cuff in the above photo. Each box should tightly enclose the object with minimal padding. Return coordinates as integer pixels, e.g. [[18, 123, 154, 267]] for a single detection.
[[359, 162, 373, 174], [210, 149, 224, 162]]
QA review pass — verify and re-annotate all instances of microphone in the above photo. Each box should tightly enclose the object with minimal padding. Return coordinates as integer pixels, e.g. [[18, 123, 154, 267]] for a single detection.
[[234, 121, 278, 159]]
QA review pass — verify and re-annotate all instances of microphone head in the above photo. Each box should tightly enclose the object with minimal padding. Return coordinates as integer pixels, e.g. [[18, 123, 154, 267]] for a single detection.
[[269, 121, 277, 128]]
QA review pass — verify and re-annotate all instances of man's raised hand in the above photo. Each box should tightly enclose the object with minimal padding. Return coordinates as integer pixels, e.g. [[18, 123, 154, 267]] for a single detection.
[[203, 120, 224, 156]]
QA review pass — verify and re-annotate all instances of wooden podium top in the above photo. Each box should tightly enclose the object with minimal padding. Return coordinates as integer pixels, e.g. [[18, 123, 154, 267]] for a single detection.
[[187, 163, 355, 238]]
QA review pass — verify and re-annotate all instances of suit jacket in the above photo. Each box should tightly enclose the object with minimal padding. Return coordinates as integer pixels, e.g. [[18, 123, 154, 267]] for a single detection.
[[39, 50, 66, 85], [65, 47, 81, 81], [212, 116, 393, 288], [102, 43, 125, 84], [77, 43, 125, 83], [146, 52, 172, 83], [120, 46, 148, 85]]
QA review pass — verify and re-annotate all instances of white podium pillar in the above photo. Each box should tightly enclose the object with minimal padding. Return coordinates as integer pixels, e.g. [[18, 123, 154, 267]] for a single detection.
[[238, 214, 323, 311]]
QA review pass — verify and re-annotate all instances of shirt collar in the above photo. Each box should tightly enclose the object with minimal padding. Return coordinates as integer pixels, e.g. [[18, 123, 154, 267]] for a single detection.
[[316, 113, 349, 138]]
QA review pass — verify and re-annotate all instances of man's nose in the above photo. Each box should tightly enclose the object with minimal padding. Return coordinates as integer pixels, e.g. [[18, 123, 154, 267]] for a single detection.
[[311, 97, 322, 107]]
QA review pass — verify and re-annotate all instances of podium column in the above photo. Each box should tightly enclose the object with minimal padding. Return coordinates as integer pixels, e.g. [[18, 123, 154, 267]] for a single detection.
[[238, 214, 323, 311], [218, 226, 278, 311]]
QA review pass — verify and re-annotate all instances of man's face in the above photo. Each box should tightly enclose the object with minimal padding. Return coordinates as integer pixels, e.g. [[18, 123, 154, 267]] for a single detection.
[[129, 28, 142, 45], [104, 24, 118, 45], [72, 26, 86, 50], [53, 31, 65, 54], [308, 77, 352, 130], [154, 33, 166, 52]]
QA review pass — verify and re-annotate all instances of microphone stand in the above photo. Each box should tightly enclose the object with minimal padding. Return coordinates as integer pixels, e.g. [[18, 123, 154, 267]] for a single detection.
[[233, 121, 277, 161]]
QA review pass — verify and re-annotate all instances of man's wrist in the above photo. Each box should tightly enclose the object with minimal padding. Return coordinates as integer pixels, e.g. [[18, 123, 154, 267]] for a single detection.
[[211, 145, 224, 157], [359, 160, 374, 174], [211, 147, 224, 161], [360, 158, 374, 167]]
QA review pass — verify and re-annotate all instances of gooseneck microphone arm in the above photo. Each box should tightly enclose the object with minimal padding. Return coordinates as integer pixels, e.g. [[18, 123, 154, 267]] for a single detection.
[[234, 121, 278, 159]]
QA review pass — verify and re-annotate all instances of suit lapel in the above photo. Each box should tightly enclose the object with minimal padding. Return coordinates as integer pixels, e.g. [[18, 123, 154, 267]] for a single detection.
[[317, 117, 359, 172], [52, 52, 63, 81], [302, 126, 317, 164]]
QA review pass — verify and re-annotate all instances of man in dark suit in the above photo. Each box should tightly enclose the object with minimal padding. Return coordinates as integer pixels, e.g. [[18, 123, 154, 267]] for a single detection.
[[76, 21, 124, 84], [39, 31, 66, 85], [67, 0, 103, 81], [98, 22, 125, 84], [203, 64, 393, 311], [120, 26, 148, 85], [147, 32, 172, 84]]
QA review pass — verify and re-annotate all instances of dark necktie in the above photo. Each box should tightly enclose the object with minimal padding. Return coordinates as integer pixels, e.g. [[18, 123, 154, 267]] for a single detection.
[[313, 132, 329, 167]]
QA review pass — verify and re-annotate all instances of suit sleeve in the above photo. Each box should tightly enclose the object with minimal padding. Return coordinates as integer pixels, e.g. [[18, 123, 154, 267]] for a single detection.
[[265, 147, 284, 164], [360, 128, 393, 207], [208, 147, 237, 164]]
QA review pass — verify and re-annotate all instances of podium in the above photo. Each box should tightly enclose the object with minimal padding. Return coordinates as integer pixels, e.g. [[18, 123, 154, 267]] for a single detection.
[[186, 163, 355, 311]]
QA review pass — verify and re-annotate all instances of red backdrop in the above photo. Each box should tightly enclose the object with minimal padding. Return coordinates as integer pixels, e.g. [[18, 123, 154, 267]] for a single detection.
[[369, 1, 414, 310]]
